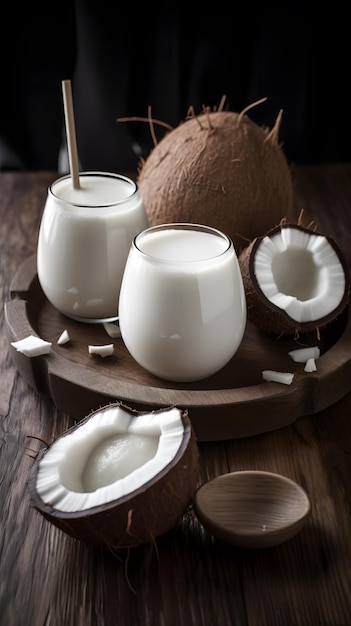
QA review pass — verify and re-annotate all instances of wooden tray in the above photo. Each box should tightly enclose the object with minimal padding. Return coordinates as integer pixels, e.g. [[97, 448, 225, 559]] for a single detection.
[[4, 254, 351, 441]]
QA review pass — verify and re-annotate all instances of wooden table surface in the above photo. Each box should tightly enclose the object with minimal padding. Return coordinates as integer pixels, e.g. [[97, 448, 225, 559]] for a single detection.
[[1, 167, 351, 626]]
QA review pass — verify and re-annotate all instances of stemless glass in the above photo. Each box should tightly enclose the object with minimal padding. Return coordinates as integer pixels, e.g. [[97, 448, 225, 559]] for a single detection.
[[37, 171, 148, 323], [119, 223, 247, 382]]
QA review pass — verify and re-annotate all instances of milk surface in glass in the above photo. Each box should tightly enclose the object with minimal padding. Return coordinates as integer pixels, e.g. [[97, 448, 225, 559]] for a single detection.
[[37, 172, 148, 322], [119, 224, 247, 382]]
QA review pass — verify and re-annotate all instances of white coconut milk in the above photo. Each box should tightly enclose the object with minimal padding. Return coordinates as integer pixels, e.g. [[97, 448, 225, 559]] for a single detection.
[[37, 172, 148, 322], [119, 224, 247, 382]]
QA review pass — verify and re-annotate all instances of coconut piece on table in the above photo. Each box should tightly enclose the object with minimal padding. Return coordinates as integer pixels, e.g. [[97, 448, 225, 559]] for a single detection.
[[103, 322, 121, 338], [57, 330, 70, 345], [304, 358, 317, 372], [28, 403, 199, 549], [288, 346, 320, 363], [88, 344, 114, 358], [262, 370, 294, 385], [11, 335, 52, 357]]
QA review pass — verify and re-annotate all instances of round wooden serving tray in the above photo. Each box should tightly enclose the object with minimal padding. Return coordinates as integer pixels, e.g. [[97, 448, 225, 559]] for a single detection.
[[4, 254, 351, 441]]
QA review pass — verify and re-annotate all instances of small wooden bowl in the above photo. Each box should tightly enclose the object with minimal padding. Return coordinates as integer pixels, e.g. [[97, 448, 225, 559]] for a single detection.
[[193, 470, 311, 549]]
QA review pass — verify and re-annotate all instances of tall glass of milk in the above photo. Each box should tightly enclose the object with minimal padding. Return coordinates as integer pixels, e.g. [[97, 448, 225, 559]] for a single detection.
[[37, 172, 149, 323], [118, 223, 247, 382]]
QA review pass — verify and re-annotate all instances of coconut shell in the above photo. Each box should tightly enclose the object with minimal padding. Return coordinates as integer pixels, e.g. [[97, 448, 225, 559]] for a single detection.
[[239, 237, 289, 335], [29, 404, 199, 550], [239, 224, 350, 336], [137, 109, 294, 254]]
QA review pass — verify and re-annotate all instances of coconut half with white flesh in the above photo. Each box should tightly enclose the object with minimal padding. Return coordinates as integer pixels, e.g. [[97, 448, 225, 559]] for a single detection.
[[29, 403, 199, 549], [239, 223, 350, 336]]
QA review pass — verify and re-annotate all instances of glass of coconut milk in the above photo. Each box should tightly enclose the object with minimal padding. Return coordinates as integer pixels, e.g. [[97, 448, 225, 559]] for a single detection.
[[118, 223, 247, 382], [37, 172, 149, 323]]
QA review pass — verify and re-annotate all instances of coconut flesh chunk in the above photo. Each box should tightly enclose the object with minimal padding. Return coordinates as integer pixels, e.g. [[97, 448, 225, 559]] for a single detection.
[[35, 405, 184, 512], [88, 343, 114, 357], [262, 370, 294, 385], [288, 346, 320, 363], [254, 227, 346, 324], [103, 322, 121, 338], [57, 329, 70, 345], [304, 358, 317, 372], [11, 334, 52, 357]]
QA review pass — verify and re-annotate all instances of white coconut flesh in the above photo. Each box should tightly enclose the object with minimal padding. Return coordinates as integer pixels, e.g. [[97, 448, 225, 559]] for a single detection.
[[253, 227, 346, 323], [35, 405, 184, 513]]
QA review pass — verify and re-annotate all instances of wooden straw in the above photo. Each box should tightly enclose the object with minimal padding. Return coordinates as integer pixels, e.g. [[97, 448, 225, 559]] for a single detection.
[[62, 79, 80, 189]]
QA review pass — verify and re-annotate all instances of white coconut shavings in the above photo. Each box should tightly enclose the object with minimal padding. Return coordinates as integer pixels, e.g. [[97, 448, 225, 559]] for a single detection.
[[11, 335, 52, 357], [262, 370, 294, 385], [57, 329, 70, 345], [288, 346, 320, 363], [88, 344, 114, 358]]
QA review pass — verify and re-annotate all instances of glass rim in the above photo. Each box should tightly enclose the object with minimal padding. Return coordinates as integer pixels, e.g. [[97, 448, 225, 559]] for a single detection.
[[133, 222, 233, 263], [49, 171, 138, 208]]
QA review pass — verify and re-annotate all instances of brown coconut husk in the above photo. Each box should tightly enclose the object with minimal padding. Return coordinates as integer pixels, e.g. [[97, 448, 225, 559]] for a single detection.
[[128, 98, 294, 255]]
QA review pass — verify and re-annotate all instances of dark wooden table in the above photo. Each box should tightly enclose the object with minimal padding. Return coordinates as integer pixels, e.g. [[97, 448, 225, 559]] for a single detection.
[[1, 167, 351, 626]]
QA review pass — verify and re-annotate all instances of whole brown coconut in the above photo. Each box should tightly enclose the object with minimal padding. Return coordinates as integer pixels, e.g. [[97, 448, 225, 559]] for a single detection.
[[137, 101, 294, 254]]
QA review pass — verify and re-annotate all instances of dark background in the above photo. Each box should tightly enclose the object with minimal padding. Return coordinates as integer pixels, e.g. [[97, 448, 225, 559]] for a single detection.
[[1, 2, 350, 172]]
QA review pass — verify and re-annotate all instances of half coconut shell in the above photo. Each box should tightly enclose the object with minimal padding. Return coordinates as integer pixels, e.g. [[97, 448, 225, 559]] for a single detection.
[[29, 403, 199, 549], [239, 223, 350, 336]]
